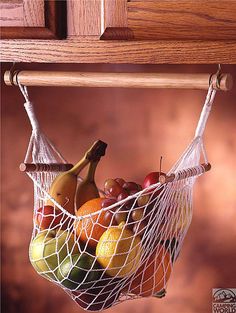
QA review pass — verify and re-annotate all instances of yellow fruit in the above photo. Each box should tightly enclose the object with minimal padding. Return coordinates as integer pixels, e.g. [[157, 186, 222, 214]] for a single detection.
[[164, 191, 191, 237], [96, 222, 142, 278], [75, 160, 100, 209], [47, 140, 107, 215], [29, 229, 78, 281]]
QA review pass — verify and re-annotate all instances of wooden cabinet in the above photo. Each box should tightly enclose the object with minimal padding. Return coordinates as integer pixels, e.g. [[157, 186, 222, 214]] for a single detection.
[[0, 0, 66, 39], [103, 0, 236, 40], [1, 0, 236, 63]]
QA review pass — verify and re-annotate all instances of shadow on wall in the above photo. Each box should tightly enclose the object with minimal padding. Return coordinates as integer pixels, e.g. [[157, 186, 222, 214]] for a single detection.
[[1, 63, 236, 313]]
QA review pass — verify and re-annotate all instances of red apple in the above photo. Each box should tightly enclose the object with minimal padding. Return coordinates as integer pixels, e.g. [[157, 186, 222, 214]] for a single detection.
[[35, 205, 68, 230], [142, 171, 165, 190]]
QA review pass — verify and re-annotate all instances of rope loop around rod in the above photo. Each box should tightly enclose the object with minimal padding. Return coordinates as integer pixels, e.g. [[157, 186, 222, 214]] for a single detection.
[[16, 72, 68, 164], [16, 73, 40, 132]]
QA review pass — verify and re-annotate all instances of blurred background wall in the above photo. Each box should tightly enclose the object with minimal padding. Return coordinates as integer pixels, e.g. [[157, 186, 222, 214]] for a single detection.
[[1, 63, 236, 313]]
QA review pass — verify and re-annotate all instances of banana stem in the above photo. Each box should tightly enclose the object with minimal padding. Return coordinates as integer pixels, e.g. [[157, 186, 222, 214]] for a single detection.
[[68, 140, 107, 176], [68, 157, 90, 175], [86, 160, 99, 182]]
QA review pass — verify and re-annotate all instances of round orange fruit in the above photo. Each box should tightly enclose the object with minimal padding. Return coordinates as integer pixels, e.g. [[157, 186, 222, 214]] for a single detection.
[[75, 198, 112, 249], [127, 245, 171, 297]]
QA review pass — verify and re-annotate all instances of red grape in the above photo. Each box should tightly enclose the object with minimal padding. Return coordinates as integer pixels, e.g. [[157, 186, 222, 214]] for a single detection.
[[104, 178, 116, 189], [137, 194, 150, 207], [129, 190, 138, 196], [109, 184, 123, 198], [104, 179, 123, 198], [103, 178, 143, 220], [123, 182, 140, 192], [117, 190, 129, 201], [115, 178, 126, 187], [114, 211, 127, 224], [102, 198, 117, 208], [104, 210, 116, 226], [131, 208, 144, 221]]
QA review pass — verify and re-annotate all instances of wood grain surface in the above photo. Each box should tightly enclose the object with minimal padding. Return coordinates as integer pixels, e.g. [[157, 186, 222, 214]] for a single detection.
[[0, 0, 66, 39], [67, 0, 101, 36], [3, 71, 233, 91], [1, 39, 236, 63], [101, 0, 133, 39], [127, 1, 236, 40], [103, 0, 128, 28], [0, 0, 23, 27], [23, 0, 44, 27], [1, 0, 236, 63], [0, 0, 44, 27]]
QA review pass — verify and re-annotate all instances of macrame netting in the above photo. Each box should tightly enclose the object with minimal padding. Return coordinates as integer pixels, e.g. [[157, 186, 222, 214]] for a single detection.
[[20, 83, 216, 311]]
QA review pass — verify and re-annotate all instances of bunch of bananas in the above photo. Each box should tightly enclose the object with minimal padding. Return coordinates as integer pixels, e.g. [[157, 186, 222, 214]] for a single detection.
[[46, 140, 108, 215]]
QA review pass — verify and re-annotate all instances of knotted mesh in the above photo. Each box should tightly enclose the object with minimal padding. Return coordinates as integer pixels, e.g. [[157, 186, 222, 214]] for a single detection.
[[19, 84, 216, 311]]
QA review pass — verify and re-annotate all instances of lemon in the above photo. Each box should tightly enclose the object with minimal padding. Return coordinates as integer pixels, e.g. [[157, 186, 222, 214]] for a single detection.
[[96, 222, 142, 278]]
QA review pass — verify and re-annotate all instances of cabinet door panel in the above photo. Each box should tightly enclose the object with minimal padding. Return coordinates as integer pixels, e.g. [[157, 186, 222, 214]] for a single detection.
[[101, 0, 135, 39], [128, 1, 236, 40], [0, 1, 23, 26], [23, 0, 44, 27], [0, 0, 66, 39], [101, 0, 236, 40], [67, 0, 101, 37]]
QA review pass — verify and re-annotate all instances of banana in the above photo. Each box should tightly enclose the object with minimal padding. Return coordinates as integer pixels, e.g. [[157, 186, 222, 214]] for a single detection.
[[47, 140, 107, 215], [75, 159, 100, 209]]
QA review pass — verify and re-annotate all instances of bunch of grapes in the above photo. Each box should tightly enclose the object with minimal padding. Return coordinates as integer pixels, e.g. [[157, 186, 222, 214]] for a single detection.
[[104, 178, 141, 202], [101, 178, 150, 237]]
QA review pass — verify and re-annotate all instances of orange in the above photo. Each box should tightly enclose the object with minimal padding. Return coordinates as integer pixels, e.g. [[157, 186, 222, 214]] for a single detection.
[[127, 245, 171, 297], [75, 198, 111, 249], [96, 222, 142, 278]]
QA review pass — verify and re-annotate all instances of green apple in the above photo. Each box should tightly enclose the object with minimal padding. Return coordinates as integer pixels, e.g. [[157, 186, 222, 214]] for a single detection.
[[57, 253, 102, 290], [29, 229, 78, 281]]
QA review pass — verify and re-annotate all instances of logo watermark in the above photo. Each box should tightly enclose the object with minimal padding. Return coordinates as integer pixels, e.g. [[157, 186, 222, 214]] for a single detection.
[[212, 288, 236, 313]]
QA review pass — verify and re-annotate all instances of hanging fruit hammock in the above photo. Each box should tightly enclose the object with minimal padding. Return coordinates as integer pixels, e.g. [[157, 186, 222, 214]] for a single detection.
[[5, 68, 233, 312]]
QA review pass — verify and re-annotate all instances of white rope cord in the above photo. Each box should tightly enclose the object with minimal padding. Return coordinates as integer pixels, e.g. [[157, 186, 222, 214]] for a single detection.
[[194, 84, 216, 138], [24, 102, 40, 132], [18, 82, 217, 311], [18, 83, 68, 164], [44, 135, 68, 164], [18, 83, 40, 132]]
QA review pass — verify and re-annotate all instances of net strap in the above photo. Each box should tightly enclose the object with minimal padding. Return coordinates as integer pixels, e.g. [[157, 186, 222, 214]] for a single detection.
[[19, 80, 216, 141], [194, 84, 216, 138], [18, 83, 67, 163], [18, 83, 40, 132]]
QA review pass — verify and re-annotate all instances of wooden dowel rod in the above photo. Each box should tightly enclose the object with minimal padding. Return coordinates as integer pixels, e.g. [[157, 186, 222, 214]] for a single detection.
[[159, 163, 211, 184], [4, 71, 233, 91], [19, 163, 73, 172]]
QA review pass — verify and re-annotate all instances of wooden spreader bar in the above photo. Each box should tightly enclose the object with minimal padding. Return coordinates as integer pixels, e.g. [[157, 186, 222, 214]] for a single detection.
[[4, 71, 233, 91], [159, 163, 211, 184], [20, 162, 211, 183], [19, 163, 73, 172]]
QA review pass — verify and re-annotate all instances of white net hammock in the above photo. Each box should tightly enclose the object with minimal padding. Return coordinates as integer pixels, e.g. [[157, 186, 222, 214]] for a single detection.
[[19, 83, 216, 311]]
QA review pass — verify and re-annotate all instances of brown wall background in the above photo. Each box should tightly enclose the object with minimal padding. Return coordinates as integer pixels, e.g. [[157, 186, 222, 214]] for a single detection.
[[1, 63, 236, 313]]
